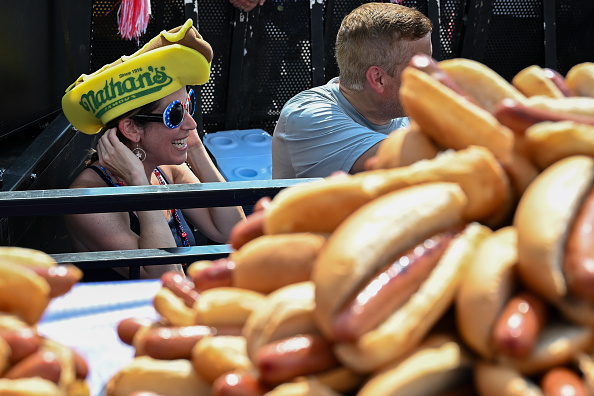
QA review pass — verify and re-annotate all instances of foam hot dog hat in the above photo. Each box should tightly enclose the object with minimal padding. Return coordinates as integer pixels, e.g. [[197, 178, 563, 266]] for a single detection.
[[62, 19, 213, 135]]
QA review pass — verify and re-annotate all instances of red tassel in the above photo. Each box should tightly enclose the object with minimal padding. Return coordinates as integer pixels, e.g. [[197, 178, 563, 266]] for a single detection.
[[118, 0, 152, 42]]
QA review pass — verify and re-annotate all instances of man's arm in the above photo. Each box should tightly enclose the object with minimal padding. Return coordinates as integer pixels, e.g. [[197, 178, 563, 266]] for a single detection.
[[349, 141, 383, 174]]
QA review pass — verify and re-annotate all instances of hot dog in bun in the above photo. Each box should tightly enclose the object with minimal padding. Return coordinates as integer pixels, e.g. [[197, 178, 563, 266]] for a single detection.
[[456, 227, 593, 375], [312, 182, 491, 372], [515, 155, 594, 327]]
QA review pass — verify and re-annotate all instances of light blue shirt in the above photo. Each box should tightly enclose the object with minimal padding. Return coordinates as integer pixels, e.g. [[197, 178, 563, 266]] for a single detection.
[[272, 78, 410, 178]]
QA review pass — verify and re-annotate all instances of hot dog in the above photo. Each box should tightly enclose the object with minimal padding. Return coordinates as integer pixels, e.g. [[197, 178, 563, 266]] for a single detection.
[[514, 155, 594, 327], [242, 282, 364, 394], [263, 145, 511, 236], [512, 65, 573, 99], [456, 226, 593, 375], [437, 57, 527, 114], [399, 55, 515, 165], [312, 182, 491, 373], [541, 367, 590, 396], [189, 233, 328, 294], [133, 325, 212, 360]]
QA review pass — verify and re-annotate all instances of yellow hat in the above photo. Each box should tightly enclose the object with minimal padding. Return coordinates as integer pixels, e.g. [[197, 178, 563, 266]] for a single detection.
[[62, 19, 213, 135]]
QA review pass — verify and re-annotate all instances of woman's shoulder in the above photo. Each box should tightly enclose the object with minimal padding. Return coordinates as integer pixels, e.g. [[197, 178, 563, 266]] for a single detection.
[[157, 163, 196, 184], [69, 163, 108, 189]]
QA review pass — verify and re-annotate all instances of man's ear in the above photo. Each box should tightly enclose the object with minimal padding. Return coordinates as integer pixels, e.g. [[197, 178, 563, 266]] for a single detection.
[[366, 66, 387, 94], [118, 118, 141, 143]]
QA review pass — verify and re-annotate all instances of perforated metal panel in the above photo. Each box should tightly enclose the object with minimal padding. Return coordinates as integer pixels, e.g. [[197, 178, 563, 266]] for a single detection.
[[556, 0, 594, 75], [197, 1, 234, 134], [90, 0, 188, 71], [480, 0, 545, 81], [245, 1, 314, 133]]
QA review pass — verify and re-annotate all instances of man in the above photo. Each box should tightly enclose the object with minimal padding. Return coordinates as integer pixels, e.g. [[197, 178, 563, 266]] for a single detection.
[[272, 2, 432, 178]]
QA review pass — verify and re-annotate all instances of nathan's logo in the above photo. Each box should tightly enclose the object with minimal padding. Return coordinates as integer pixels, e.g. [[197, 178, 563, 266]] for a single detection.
[[79, 66, 173, 119]]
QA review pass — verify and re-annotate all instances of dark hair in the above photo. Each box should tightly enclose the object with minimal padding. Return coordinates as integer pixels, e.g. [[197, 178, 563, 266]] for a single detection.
[[85, 98, 162, 165]]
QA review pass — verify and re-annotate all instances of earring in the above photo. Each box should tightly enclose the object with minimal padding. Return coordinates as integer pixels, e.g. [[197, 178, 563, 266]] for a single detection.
[[132, 143, 146, 162]]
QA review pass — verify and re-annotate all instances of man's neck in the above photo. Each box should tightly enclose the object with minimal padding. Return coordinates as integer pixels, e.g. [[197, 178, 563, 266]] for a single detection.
[[339, 84, 394, 126]]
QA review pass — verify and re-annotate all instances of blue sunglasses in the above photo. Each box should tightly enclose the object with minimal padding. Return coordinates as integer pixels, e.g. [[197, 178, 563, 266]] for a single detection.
[[133, 89, 196, 129]]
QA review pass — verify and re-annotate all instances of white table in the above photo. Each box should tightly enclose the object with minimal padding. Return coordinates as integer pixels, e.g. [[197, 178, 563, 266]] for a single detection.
[[38, 280, 162, 396]]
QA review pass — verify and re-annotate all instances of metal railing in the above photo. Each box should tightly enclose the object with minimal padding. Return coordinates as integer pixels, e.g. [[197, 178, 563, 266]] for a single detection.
[[0, 178, 318, 279]]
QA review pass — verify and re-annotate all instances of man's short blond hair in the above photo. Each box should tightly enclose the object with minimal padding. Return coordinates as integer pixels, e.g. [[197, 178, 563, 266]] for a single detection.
[[336, 3, 432, 91]]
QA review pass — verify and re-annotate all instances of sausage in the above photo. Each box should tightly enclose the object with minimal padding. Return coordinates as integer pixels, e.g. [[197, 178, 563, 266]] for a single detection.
[[254, 334, 339, 385], [491, 291, 549, 358], [117, 317, 154, 346], [409, 54, 480, 106], [0, 327, 42, 365], [541, 367, 589, 396], [543, 68, 573, 98], [564, 185, 594, 302], [135, 325, 212, 360], [72, 349, 89, 379], [160, 271, 200, 308], [253, 197, 272, 213], [31, 264, 82, 298], [212, 370, 269, 396], [494, 98, 594, 134], [331, 226, 463, 342], [229, 210, 266, 251], [4, 350, 62, 384], [188, 258, 235, 292]]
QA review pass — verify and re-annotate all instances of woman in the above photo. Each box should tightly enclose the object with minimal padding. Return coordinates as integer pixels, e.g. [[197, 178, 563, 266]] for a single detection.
[[61, 19, 245, 279]]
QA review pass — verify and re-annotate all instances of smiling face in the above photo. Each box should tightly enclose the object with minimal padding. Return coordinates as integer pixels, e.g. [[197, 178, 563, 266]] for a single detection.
[[137, 86, 197, 167]]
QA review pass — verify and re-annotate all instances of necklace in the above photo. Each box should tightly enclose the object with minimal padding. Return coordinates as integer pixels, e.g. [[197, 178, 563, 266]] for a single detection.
[[153, 168, 190, 248], [99, 166, 124, 186]]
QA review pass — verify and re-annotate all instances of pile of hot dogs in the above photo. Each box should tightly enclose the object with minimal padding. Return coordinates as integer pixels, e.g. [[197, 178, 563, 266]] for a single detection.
[[0, 247, 88, 395], [108, 57, 594, 395]]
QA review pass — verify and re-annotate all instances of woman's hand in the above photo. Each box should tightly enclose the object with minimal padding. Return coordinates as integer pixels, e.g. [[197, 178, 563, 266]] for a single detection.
[[96, 128, 149, 186]]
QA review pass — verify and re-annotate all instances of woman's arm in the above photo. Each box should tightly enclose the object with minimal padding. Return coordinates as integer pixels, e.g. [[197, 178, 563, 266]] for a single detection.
[[171, 130, 246, 243]]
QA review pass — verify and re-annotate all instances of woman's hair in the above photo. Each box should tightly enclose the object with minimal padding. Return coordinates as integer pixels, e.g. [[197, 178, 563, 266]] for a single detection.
[[85, 98, 162, 165], [335, 3, 432, 91]]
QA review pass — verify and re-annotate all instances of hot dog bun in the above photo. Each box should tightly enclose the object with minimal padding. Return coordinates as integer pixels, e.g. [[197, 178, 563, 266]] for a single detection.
[[264, 146, 511, 236], [104, 356, 211, 396], [512, 65, 570, 99], [399, 62, 514, 165], [194, 287, 265, 330], [0, 262, 50, 325], [371, 122, 439, 170], [191, 335, 254, 384], [474, 361, 544, 396], [524, 121, 594, 170], [524, 96, 594, 117], [456, 227, 519, 360], [356, 334, 474, 396], [457, 225, 594, 375], [227, 233, 328, 293], [566, 62, 594, 98], [242, 282, 319, 360], [312, 182, 491, 372], [514, 155, 594, 326], [0, 378, 66, 396], [438, 58, 527, 113]]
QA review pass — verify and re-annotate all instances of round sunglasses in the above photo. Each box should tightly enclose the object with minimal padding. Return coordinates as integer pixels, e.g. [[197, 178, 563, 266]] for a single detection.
[[133, 89, 196, 129]]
